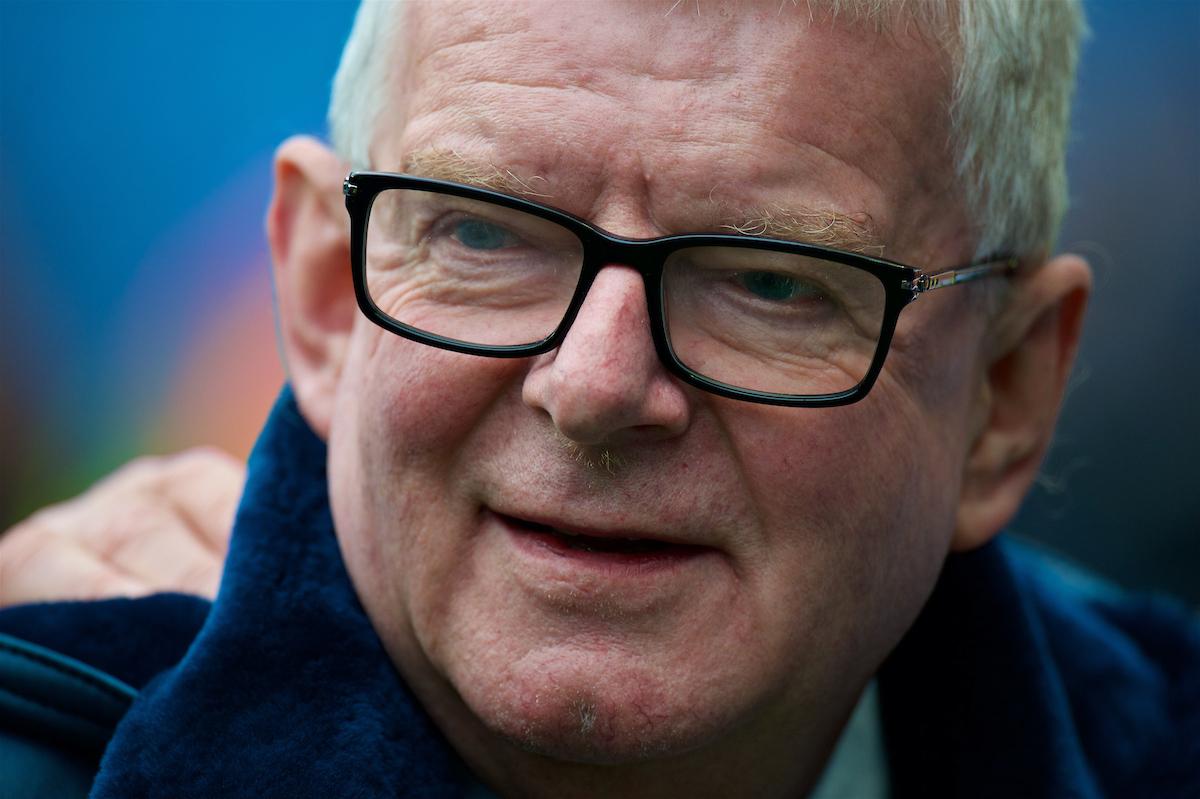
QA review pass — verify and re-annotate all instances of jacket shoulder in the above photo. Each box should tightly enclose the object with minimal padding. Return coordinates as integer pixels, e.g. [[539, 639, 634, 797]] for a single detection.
[[0, 633, 137, 799], [1008, 542, 1200, 796], [0, 592, 210, 689], [0, 594, 210, 798]]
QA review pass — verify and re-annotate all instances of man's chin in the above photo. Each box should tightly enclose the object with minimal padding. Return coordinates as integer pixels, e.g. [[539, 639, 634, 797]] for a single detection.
[[456, 661, 739, 766], [480, 697, 712, 766]]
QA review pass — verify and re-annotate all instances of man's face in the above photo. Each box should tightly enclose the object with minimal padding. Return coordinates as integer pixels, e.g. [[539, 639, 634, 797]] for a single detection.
[[327, 0, 984, 769]]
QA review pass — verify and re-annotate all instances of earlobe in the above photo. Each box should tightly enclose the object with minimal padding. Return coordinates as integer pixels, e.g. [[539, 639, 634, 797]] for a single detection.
[[951, 254, 1092, 552], [266, 136, 356, 441]]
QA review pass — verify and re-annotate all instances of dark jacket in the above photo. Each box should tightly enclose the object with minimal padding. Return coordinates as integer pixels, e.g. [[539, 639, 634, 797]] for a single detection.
[[3, 389, 1197, 798]]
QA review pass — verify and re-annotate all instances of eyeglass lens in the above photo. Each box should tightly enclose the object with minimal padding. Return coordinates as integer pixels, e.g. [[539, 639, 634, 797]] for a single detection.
[[365, 188, 888, 397]]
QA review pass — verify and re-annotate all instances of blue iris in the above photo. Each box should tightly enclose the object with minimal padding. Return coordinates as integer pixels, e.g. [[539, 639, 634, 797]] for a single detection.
[[742, 271, 805, 301], [452, 219, 511, 250]]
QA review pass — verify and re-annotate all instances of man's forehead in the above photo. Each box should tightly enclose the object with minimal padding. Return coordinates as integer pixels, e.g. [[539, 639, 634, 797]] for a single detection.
[[402, 0, 942, 79], [386, 0, 961, 263], [405, 0, 804, 80]]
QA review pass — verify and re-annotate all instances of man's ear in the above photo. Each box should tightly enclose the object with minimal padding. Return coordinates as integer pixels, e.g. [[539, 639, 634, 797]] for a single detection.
[[267, 136, 356, 441], [951, 254, 1092, 552]]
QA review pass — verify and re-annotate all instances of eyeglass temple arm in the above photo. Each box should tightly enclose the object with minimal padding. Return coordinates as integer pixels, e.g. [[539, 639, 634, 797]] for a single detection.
[[903, 256, 1019, 296]]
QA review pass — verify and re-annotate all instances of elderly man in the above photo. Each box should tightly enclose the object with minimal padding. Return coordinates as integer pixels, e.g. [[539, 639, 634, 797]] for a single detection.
[[2, 1, 1197, 797]]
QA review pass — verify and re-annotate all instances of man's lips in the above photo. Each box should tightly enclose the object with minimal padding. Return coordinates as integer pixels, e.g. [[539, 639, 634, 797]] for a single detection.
[[497, 513, 709, 557]]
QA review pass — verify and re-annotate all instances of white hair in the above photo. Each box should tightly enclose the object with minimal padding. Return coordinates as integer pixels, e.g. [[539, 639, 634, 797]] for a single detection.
[[952, 1, 1086, 258], [328, 0, 1086, 260], [329, 1, 403, 175]]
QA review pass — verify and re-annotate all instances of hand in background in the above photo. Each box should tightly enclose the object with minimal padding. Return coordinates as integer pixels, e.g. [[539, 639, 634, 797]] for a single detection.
[[0, 448, 243, 607]]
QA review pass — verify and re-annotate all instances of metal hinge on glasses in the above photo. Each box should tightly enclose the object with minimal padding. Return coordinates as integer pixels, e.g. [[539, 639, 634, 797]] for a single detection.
[[900, 257, 1019, 297]]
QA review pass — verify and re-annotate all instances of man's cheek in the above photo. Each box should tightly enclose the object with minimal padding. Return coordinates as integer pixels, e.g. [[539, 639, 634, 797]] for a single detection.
[[330, 334, 520, 602], [729, 396, 947, 616], [358, 336, 525, 466], [726, 399, 919, 536], [890, 294, 989, 417]]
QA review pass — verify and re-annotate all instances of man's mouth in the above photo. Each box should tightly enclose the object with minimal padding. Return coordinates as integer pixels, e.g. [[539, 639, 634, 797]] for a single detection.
[[500, 514, 689, 556], [527, 520, 670, 554]]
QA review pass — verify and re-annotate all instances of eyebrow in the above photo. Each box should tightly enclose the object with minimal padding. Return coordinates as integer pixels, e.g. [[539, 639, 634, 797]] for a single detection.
[[719, 205, 886, 257], [399, 149, 554, 199], [398, 148, 885, 256]]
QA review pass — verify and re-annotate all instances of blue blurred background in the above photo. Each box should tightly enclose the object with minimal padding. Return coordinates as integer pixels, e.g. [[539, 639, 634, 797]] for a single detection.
[[2, 1, 1197, 603]]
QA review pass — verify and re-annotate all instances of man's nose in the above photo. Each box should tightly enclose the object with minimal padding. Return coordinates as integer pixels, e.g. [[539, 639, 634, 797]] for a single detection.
[[522, 265, 691, 445]]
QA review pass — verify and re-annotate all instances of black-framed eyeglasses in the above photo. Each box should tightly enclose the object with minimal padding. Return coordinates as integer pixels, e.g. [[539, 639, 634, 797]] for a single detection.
[[343, 172, 1014, 407]]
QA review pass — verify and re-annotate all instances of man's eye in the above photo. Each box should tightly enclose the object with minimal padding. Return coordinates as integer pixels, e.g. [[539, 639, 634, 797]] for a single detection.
[[737, 271, 818, 302], [451, 218, 516, 250]]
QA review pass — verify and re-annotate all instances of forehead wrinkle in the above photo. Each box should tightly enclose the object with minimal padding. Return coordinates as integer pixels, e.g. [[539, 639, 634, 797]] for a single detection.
[[399, 148, 554, 199]]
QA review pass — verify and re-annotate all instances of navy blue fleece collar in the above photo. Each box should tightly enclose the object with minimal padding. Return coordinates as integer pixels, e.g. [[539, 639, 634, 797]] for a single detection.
[[882, 538, 1199, 799], [90, 389, 458, 797]]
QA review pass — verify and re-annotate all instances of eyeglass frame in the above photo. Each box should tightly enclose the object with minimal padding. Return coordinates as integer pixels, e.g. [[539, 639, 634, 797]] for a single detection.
[[343, 171, 1016, 408]]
